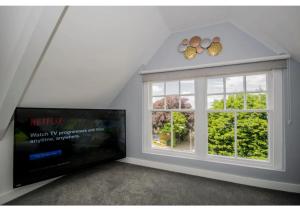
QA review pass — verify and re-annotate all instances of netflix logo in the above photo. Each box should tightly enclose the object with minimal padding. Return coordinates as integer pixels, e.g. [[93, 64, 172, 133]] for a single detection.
[[30, 117, 64, 126]]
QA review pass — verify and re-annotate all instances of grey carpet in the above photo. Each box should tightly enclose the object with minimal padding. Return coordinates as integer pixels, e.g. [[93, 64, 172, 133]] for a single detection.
[[6, 161, 300, 205]]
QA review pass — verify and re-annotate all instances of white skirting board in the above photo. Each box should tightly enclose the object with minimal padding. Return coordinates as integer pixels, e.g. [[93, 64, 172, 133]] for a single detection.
[[0, 177, 61, 205], [119, 157, 300, 194]]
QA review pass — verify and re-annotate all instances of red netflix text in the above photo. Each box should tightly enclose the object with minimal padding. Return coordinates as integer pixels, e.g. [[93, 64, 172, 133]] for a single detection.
[[30, 117, 64, 126]]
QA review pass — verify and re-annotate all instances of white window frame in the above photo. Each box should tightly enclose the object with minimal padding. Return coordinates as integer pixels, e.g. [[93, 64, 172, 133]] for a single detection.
[[142, 70, 285, 171], [143, 80, 198, 159]]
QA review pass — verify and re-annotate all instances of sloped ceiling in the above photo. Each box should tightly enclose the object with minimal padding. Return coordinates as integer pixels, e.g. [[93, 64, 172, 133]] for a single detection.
[[159, 6, 300, 62], [20, 6, 299, 109], [20, 6, 169, 108]]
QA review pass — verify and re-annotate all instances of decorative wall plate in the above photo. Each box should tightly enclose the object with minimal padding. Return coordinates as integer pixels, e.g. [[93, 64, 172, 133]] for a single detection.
[[178, 44, 187, 53], [181, 38, 189, 45], [184, 46, 197, 60], [212, 36, 220, 43], [178, 35, 222, 59], [208, 42, 222, 56], [189, 36, 201, 47], [200, 38, 212, 49]]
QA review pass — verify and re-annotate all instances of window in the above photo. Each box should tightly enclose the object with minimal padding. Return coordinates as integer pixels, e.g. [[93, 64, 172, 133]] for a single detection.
[[207, 74, 268, 160], [151, 80, 195, 153], [143, 71, 284, 170]]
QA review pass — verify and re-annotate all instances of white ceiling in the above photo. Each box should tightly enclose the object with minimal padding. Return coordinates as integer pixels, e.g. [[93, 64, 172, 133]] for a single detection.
[[159, 6, 300, 61], [20, 6, 169, 108]]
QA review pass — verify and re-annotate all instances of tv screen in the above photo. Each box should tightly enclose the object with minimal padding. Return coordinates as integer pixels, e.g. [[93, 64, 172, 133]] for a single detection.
[[13, 108, 126, 188]]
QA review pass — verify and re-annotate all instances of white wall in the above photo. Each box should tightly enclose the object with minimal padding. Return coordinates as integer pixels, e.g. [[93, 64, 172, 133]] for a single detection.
[[0, 123, 14, 197], [0, 7, 43, 197], [0, 6, 65, 203], [0, 7, 34, 103]]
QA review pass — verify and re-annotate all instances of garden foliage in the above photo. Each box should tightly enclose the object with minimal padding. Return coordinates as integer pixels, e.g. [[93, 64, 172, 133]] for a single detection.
[[152, 94, 268, 160]]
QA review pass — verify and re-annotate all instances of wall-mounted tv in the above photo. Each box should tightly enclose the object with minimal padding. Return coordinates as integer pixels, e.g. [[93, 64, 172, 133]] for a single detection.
[[14, 108, 126, 188]]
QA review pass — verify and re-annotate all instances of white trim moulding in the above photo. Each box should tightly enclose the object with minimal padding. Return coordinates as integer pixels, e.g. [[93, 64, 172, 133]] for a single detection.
[[0, 177, 61, 205], [140, 54, 290, 75], [120, 157, 300, 194]]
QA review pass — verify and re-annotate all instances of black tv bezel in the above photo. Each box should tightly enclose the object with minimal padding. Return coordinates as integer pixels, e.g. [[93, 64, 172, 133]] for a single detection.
[[13, 107, 126, 188]]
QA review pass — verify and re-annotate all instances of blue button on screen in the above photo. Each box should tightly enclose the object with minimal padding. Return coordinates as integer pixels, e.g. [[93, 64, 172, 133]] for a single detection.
[[29, 150, 62, 161]]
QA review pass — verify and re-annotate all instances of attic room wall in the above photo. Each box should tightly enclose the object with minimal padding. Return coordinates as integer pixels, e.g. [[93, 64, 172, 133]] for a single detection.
[[145, 22, 276, 71], [19, 6, 170, 109], [0, 7, 37, 110], [0, 6, 65, 202], [0, 6, 45, 198], [110, 23, 300, 184], [110, 58, 300, 185], [0, 6, 170, 203]]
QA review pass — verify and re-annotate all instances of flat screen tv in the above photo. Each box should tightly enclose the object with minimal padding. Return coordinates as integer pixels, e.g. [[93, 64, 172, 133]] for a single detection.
[[13, 108, 126, 188]]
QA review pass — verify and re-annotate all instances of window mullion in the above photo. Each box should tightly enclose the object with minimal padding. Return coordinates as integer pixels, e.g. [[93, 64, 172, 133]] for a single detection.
[[243, 75, 246, 110], [164, 82, 166, 110], [197, 77, 207, 159], [179, 81, 181, 109], [171, 111, 174, 149], [234, 111, 238, 158], [223, 77, 226, 109]]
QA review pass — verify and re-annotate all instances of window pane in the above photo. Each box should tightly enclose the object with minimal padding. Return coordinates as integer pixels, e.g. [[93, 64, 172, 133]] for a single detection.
[[247, 93, 267, 109], [208, 112, 235, 156], [226, 94, 244, 109], [207, 78, 223, 94], [237, 112, 268, 160], [172, 112, 195, 152], [180, 80, 194, 95], [152, 82, 164, 96], [181, 96, 195, 109], [152, 97, 165, 109], [152, 112, 171, 149], [246, 74, 266, 92], [166, 81, 179, 95], [226, 76, 244, 93], [166, 95, 179, 109], [207, 95, 224, 109]]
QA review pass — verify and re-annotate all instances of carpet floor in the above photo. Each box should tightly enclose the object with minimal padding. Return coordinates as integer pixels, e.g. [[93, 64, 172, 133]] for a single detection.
[[6, 161, 300, 205]]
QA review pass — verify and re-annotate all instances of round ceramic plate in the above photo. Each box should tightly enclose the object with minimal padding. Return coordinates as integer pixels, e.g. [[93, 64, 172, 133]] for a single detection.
[[189, 36, 201, 47], [181, 38, 189, 45], [178, 44, 187, 53], [201, 38, 212, 49], [184, 46, 197, 60], [208, 42, 222, 56], [212, 36, 221, 43]]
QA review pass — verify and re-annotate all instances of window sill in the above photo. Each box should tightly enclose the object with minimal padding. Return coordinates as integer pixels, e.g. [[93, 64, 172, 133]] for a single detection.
[[143, 148, 199, 160], [205, 154, 284, 171], [142, 148, 285, 172]]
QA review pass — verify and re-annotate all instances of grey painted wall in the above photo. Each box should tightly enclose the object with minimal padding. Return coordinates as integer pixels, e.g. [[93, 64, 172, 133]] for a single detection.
[[145, 22, 277, 71], [110, 22, 300, 184], [110, 58, 300, 184]]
